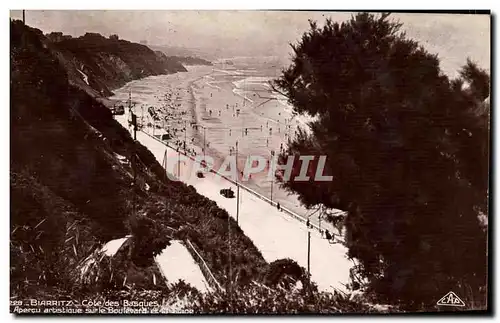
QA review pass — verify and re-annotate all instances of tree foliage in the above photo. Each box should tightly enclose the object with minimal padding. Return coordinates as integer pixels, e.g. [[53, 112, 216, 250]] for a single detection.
[[274, 13, 489, 309]]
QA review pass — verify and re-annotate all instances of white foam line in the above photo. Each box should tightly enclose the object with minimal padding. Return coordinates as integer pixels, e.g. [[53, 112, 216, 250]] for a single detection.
[[213, 68, 242, 75], [205, 81, 221, 90], [232, 89, 254, 103]]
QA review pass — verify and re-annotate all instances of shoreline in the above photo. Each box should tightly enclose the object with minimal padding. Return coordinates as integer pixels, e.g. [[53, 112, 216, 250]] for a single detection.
[[110, 66, 343, 234]]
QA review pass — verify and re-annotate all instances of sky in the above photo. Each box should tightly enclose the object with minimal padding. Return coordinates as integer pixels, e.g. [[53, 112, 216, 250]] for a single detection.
[[9, 10, 490, 78]]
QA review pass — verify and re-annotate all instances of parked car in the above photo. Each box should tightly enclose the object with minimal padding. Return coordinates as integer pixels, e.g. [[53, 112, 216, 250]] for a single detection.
[[112, 105, 125, 115], [220, 188, 235, 198]]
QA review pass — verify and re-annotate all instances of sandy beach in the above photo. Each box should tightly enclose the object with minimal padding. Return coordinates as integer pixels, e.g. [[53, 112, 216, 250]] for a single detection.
[[110, 62, 342, 233]]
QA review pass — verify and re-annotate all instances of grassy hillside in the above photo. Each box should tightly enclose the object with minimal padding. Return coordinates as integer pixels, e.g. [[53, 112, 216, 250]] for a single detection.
[[10, 20, 386, 313], [49, 31, 187, 96], [10, 19, 268, 299]]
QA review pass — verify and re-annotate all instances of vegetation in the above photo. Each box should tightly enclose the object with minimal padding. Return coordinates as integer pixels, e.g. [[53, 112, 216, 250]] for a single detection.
[[274, 12, 489, 310], [190, 281, 382, 314], [138, 191, 268, 287], [10, 19, 268, 302], [262, 258, 310, 289]]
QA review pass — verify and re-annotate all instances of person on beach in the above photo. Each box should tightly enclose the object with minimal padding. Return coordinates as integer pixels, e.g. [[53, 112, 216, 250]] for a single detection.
[[325, 229, 334, 242]]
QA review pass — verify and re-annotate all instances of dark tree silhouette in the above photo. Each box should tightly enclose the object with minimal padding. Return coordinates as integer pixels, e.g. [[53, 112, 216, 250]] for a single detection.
[[274, 13, 489, 309]]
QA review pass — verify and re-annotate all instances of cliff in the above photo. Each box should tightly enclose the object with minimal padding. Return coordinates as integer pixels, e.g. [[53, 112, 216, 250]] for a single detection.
[[9, 20, 375, 313], [10, 19, 266, 301], [47, 31, 187, 97]]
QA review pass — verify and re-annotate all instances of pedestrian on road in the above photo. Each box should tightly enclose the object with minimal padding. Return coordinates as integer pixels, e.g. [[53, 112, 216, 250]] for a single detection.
[[277, 202, 281, 211]]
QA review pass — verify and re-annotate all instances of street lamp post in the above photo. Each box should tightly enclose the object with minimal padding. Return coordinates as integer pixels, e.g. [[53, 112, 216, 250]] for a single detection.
[[270, 150, 275, 202], [307, 229, 311, 275], [177, 147, 181, 178], [228, 135, 233, 307], [236, 141, 240, 224], [184, 120, 187, 151], [163, 149, 168, 181]]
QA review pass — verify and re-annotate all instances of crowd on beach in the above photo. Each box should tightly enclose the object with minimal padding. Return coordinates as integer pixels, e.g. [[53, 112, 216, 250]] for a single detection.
[[124, 78, 343, 242]]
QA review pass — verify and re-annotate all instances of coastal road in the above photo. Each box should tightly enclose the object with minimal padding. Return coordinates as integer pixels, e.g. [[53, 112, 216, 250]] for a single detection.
[[115, 108, 353, 293]]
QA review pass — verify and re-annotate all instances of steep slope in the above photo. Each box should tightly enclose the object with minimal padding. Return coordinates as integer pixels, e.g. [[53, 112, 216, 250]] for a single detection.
[[49, 32, 187, 97], [10, 20, 382, 313], [10, 20, 267, 301]]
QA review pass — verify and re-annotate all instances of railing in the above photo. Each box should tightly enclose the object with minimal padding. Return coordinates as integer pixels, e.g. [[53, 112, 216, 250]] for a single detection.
[[141, 130, 331, 235], [185, 238, 224, 292], [156, 223, 223, 292]]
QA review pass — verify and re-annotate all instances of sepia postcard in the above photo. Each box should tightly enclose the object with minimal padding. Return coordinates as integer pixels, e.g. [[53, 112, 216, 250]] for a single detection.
[[9, 10, 491, 314]]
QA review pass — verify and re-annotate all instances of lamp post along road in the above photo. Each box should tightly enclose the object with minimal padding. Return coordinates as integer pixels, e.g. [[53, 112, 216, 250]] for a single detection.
[[236, 141, 240, 224], [270, 150, 275, 202], [318, 205, 322, 232], [307, 229, 311, 275], [228, 139, 234, 307], [177, 147, 181, 178], [184, 120, 187, 151], [128, 90, 137, 225]]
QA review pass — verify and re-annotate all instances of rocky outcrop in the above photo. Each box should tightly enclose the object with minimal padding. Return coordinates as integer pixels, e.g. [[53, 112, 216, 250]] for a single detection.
[[48, 31, 187, 96], [168, 55, 213, 66], [10, 19, 267, 300]]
